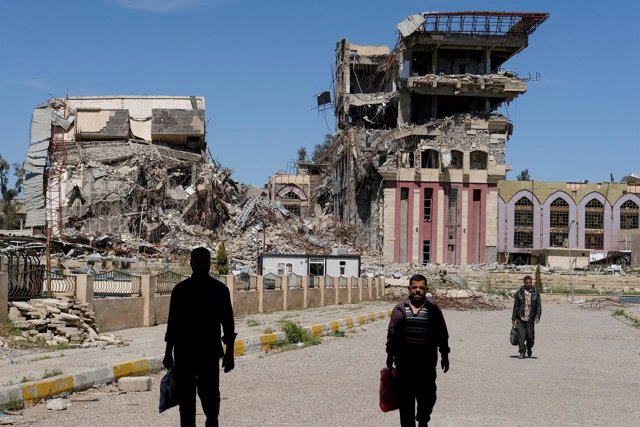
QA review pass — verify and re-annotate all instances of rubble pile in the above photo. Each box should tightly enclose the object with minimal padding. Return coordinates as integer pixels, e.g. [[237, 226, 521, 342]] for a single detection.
[[5, 299, 124, 348]]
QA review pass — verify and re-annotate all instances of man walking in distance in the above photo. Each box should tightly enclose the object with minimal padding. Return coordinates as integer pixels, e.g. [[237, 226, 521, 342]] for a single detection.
[[386, 274, 450, 427], [512, 275, 541, 359], [163, 247, 236, 427]]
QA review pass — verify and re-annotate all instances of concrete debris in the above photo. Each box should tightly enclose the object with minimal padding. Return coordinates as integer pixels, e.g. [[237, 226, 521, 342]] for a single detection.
[[6, 298, 125, 347], [46, 398, 69, 411]]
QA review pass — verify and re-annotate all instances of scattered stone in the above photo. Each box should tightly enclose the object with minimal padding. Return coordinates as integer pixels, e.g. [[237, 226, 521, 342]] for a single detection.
[[46, 398, 68, 411], [117, 376, 152, 392]]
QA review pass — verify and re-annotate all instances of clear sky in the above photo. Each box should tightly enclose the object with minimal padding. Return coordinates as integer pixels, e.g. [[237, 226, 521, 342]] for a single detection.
[[1, 0, 638, 188]]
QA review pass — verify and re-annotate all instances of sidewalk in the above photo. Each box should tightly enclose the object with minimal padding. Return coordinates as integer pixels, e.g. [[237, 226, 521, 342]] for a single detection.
[[0, 300, 393, 407]]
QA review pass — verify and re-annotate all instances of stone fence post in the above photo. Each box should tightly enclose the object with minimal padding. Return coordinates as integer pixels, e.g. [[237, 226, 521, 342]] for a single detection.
[[333, 277, 339, 305], [302, 275, 308, 309], [319, 276, 325, 307], [75, 274, 94, 311], [257, 275, 264, 314], [281, 275, 289, 311], [223, 275, 235, 308], [141, 275, 156, 327], [358, 277, 363, 301], [347, 278, 352, 304], [0, 273, 8, 319]]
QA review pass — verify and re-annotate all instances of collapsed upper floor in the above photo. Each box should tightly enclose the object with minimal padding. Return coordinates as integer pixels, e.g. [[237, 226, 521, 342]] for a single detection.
[[334, 11, 548, 130]]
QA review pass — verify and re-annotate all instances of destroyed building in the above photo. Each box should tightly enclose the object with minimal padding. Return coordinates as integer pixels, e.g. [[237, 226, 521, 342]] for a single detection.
[[323, 11, 548, 265], [267, 161, 327, 219], [23, 96, 233, 254]]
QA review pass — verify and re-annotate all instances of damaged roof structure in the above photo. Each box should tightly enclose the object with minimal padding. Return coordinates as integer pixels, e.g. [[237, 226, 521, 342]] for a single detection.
[[319, 11, 549, 265], [24, 96, 234, 255]]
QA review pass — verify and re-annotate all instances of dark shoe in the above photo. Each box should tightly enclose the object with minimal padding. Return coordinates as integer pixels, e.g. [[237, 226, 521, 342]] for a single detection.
[[527, 347, 532, 357], [519, 353, 525, 359]]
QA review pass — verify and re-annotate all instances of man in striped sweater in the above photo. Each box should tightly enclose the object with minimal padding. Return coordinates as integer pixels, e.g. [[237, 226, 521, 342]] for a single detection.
[[386, 274, 450, 427]]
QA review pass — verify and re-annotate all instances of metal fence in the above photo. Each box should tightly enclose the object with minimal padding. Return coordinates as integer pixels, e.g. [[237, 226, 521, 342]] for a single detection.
[[325, 276, 334, 288], [94, 270, 141, 298], [263, 273, 280, 291], [7, 267, 76, 301], [155, 271, 187, 295]]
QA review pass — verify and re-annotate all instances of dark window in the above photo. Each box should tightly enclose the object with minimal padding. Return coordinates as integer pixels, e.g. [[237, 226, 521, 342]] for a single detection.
[[470, 151, 487, 170], [421, 150, 440, 169], [450, 150, 463, 169], [585, 199, 604, 250], [513, 197, 533, 248], [422, 240, 431, 264], [423, 188, 433, 222], [549, 198, 570, 248], [620, 200, 639, 230]]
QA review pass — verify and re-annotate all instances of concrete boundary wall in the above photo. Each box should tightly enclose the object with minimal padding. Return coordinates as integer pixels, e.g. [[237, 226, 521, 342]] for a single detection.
[[67, 274, 384, 332]]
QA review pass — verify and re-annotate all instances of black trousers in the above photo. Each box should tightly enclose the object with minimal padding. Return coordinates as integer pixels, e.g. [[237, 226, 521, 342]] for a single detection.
[[396, 366, 437, 427], [175, 361, 220, 427], [515, 318, 535, 354]]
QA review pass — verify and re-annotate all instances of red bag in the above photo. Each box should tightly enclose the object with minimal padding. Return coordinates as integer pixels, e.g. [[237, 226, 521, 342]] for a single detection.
[[379, 367, 399, 412]]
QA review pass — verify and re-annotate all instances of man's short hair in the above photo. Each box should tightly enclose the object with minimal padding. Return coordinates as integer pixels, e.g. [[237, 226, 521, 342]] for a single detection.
[[191, 247, 211, 265], [409, 274, 428, 285], [523, 275, 533, 281]]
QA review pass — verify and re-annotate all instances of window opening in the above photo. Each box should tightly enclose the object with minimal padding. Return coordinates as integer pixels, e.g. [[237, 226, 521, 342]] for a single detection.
[[620, 200, 639, 230], [421, 149, 440, 169], [584, 199, 604, 250], [423, 188, 433, 222], [513, 197, 533, 248], [549, 198, 570, 248]]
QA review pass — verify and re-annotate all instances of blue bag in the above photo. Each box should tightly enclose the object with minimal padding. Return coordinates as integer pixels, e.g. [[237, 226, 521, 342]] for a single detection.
[[159, 368, 179, 413]]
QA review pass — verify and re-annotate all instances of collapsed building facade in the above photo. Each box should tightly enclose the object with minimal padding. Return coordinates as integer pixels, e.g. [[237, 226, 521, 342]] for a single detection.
[[325, 11, 548, 265], [23, 96, 233, 254]]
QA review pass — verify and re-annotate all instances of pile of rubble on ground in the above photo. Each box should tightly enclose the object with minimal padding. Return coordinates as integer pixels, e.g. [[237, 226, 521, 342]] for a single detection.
[[5, 299, 124, 348]]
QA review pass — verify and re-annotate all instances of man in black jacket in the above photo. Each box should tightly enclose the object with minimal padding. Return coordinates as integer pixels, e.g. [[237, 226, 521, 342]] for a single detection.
[[386, 274, 450, 427], [163, 247, 236, 427], [511, 275, 541, 359]]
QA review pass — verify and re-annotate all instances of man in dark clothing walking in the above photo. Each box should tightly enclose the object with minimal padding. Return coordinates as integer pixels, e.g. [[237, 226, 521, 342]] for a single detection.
[[386, 274, 450, 427], [511, 275, 541, 359], [163, 247, 236, 427]]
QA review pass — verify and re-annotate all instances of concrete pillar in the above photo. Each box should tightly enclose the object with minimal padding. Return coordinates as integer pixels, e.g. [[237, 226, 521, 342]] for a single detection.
[[319, 276, 325, 307], [0, 273, 8, 319], [223, 275, 234, 308], [368, 277, 373, 300], [358, 277, 363, 301], [281, 275, 288, 311], [75, 274, 94, 312], [347, 278, 352, 304], [302, 276, 308, 309], [334, 277, 339, 305], [141, 275, 155, 327], [257, 275, 264, 314]]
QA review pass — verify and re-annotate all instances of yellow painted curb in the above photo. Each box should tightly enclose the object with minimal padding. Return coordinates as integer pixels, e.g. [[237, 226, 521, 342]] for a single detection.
[[329, 320, 340, 332], [113, 359, 150, 380], [311, 324, 324, 337], [21, 375, 74, 402], [345, 317, 354, 329], [358, 315, 366, 325], [259, 333, 278, 350], [234, 340, 245, 356]]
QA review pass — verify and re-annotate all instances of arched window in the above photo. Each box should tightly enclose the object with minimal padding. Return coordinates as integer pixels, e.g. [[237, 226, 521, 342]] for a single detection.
[[513, 197, 533, 248], [450, 150, 463, 169], [470, 151, 487, 170], [421, 149, 440, 169], [281, 191, 301, 200], [620, 200, 639, 230], [584, 199, 604, 249], [549, 198, 569, 247]]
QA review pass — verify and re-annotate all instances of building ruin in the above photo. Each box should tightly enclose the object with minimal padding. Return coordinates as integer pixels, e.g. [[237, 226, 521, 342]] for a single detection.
[[323, 11, 549, 265]]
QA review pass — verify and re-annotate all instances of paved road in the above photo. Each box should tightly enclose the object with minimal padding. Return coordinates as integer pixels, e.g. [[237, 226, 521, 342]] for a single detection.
[[12, 302, 640, 426]]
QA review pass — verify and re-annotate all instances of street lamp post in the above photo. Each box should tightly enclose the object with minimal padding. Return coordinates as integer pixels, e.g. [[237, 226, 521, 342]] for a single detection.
[[567, 220, 576, 302]]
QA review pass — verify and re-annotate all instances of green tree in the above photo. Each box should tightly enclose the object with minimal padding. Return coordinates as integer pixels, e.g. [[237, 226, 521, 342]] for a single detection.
[[516, 169, 531, 181], [216, 241, 229, 275], [534, 264, 543, 293], [297, 147, 307, 161], [311, 134, 334, 163]]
